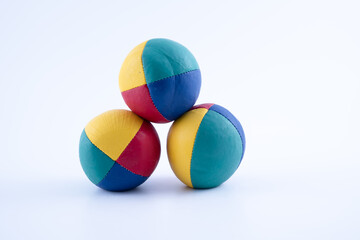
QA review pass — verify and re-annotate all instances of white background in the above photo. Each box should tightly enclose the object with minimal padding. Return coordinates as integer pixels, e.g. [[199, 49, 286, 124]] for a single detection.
[[1, 0, 359, 239]]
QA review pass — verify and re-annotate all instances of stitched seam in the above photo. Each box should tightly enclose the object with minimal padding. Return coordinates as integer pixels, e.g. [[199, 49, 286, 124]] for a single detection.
[[122, 69, 200, 92], [147, 68, 200, 85], [84, 126, 146, 180], [115, 122, 149, 178], [122, 83, 147, 93], [96, 161, 147, 186], [189, 109, 208, 188], [141, 48, 169, 122], [115, 161, 147, 179], [84, 129, 116, 161], [209, 110, 245, 159], [85, 124, 140, 162], [144, 84, 169, 121], [82, 131, 120, 185], [97, 148, 148, 186], [114, 159, 147, 178], [96, 162, 116, 185]]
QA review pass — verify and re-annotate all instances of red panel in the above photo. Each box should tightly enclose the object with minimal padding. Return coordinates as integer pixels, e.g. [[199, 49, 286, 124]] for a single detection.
[[116, 121, 161, 177], [121, 85, 169, 123], [191, 103, 214, 110]]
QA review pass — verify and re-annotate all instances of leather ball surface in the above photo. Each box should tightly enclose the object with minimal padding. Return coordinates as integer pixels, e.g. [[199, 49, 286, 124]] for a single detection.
[[79, 110, 160, 191], [167, 104, 246, 189], [119, 38, 201, 123]]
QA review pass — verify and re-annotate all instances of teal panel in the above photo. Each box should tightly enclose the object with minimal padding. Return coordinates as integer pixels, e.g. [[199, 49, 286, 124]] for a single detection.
[[79, 130, 115, 185], [190, 111, 243, 188], [142, 38, 199, 84]]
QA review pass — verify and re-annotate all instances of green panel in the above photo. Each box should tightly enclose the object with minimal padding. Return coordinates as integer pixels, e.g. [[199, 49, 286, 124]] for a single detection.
[[142, 38, 199, 84], [79, 130, 115, 185], [190, 111, 243, 188]]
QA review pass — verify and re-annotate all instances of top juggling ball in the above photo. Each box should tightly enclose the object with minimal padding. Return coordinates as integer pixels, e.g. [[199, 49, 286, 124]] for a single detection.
[[119, 38, 201, 123]]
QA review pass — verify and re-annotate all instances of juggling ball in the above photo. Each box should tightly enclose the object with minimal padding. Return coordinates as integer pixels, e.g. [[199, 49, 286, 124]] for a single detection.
[[167, 104, 246, 189], [119, 38, 201, 123], [79, 110, 160, 191]]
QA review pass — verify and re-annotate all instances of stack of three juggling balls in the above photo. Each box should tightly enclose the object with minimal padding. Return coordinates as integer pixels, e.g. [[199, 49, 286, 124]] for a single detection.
[[79, 38, 246, 191]]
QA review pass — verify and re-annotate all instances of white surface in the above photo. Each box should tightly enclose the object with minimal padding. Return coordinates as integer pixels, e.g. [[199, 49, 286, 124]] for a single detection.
[[1, 0, 360, 239]]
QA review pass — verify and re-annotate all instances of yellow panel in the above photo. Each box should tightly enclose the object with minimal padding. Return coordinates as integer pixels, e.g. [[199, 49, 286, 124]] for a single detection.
[[85, 110, 143, 160], [119, 41, 147, 92], [167, 108, 208, 188]]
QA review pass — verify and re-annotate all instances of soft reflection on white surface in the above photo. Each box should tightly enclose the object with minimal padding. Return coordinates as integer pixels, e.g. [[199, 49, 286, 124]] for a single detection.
[[1, 170, 359, 239]]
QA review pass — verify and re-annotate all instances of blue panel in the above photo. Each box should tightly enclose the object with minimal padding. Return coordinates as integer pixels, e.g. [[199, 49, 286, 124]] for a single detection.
[[209, 104, 246, 160], [147, 69, 201, 121], [142, 38, 199, 84], [97, 162, 148, 191]]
